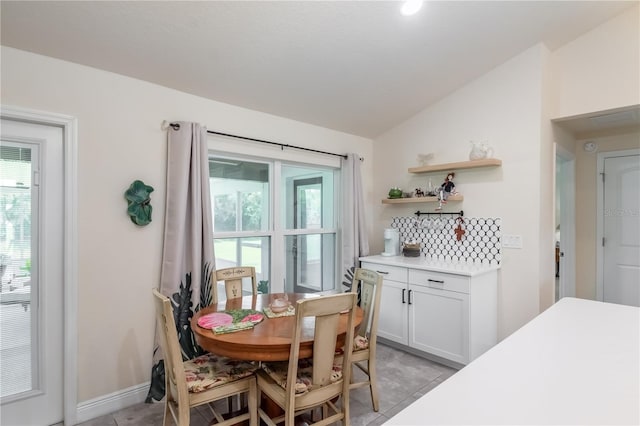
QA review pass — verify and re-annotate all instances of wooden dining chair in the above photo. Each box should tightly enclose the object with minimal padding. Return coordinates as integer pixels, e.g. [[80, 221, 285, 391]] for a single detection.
[[152, 289, 258, 426], [348, 267, 383, 412], [215, 266, 258, 301], [256, 292, 358, 426]]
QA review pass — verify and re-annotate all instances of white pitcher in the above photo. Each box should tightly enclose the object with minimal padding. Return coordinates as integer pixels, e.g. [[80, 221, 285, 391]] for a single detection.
[[469, 141, 493, 160]]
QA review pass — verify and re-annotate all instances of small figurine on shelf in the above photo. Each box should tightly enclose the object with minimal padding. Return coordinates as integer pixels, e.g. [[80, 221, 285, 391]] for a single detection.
[[439, 172, 456, 202], [415, 188, 425, 197]]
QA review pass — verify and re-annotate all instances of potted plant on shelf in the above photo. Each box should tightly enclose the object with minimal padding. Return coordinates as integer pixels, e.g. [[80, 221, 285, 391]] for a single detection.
[[388, 187, 403, 199]]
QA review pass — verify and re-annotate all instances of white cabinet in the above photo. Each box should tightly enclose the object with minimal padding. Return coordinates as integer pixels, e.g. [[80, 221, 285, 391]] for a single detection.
[[379, 279, 409, 344], [408, 284, 469, 364], [361, 257, 497, 365], [362, 262, 408, 344]]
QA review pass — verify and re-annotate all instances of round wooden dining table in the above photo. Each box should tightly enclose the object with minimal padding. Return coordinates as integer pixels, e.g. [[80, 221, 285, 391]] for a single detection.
[[190, 293, 363, 362]]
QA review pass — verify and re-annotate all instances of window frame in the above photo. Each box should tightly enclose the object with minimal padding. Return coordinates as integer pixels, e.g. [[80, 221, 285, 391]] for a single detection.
[[209, 151, 341, 293]]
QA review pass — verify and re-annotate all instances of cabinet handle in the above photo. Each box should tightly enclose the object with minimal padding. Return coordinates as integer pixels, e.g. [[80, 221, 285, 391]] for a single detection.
[[408, 289, 413, 305], [428, 279, 445, 284], [402, 288, 406, 304], [377, 271, 389, 275]]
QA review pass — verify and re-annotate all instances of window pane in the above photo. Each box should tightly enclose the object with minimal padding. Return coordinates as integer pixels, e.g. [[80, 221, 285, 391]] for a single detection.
[[281, 165, 334, 229], [1, 143, 34, 398], [214, 237, 270, 298], [210, 158, 269, 232], [284, 233, 335, 293]]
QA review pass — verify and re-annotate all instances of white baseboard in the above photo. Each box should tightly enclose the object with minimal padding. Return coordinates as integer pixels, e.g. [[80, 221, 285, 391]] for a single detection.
[[74, 382, 150, 424]]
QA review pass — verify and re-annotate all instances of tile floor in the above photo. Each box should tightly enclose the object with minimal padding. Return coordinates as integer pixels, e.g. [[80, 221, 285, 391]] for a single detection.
[[74, 343, 458, 426]]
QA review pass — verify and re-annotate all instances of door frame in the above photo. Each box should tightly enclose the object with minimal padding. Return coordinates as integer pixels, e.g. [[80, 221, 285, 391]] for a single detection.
[[0, 105, 78, 424], [554, 143, 576, 299], [596, 148, 640, 302]]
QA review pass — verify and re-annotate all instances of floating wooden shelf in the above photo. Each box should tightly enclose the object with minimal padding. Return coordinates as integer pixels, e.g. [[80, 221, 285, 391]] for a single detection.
[[382, 195, 463, 204], [408, 158, 502, 173]]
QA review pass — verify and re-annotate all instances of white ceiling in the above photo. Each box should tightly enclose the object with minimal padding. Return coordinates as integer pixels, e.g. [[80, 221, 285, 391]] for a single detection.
[[1, 1, 636, 138]]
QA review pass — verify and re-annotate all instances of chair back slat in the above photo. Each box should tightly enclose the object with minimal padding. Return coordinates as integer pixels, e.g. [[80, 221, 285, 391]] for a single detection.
[[224, 278, 243, 299], [215, 266, 258, 302], [312, 314, 340, 386]]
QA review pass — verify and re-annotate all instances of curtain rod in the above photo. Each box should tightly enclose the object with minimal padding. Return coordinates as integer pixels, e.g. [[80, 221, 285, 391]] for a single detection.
[[164, 121, 354, 160]]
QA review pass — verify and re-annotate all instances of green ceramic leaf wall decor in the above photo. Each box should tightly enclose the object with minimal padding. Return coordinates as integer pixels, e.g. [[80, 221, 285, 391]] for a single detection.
[[125, 180, 154, 226]]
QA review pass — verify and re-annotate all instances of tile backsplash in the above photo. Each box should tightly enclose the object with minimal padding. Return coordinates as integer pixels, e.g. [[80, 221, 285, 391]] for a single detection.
[[390, 216, 501, 265]]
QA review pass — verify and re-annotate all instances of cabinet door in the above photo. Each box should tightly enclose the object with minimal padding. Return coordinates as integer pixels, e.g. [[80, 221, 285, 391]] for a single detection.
[[408, 285, 469, 364], [377, 279, 409, 345]]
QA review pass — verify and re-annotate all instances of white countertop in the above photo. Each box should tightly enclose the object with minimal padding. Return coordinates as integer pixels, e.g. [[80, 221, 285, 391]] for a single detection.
[[385, 297, 640, 425], [359, 254, 500, 277]]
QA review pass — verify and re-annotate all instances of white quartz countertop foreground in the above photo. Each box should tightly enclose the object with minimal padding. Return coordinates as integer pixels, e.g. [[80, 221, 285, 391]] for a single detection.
[[359, 255, 500, 277], [385, 297, 640, 425]]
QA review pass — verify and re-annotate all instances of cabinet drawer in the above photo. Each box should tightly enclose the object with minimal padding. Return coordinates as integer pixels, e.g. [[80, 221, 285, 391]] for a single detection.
[[408, 269, 470, 294], [361, 262, 408, 282]]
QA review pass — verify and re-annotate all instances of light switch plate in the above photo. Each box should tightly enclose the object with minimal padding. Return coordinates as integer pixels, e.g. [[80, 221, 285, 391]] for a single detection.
[[502, 234, 523, 249]]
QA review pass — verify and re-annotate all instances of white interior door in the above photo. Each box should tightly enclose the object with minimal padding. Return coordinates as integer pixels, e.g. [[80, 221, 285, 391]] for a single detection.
[[602, 153, 640, 307], [1, 119, 64, 425]]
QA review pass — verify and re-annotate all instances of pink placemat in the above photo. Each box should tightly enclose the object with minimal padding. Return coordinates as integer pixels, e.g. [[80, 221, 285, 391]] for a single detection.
[[197, 312, 233, 329]]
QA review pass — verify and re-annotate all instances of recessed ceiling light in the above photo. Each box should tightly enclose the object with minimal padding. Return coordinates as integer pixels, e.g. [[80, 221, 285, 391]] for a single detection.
[[401, 0, 423, 16]]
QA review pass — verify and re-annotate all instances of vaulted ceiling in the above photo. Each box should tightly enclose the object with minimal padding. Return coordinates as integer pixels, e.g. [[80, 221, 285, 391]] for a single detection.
[[1, 1, 635, 138]]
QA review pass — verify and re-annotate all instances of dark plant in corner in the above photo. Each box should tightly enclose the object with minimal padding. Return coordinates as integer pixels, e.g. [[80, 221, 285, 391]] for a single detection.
[[342, 266, 355, 292], [257, 280, 269, 294], [146, 272, 203, 403], [342, 266, 361, 305]]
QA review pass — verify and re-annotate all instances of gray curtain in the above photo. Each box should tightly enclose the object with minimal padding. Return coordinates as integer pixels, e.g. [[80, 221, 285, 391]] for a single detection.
[[341, 153, 369, 290], [146, 121, 215, 402]]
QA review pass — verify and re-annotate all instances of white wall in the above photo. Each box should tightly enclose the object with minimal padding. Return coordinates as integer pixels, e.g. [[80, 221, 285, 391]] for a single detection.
[[0, 46, 373, 403], [551, 5, 640, 120], [539, 46, 556, 312], [373, 45, 551, 339]]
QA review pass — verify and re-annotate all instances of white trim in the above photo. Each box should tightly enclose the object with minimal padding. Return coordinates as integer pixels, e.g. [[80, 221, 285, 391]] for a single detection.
[[596, 148, 640, 302], [0, 105, 78, 425], [272, 160, 284, 292], [554, 143, 576, 299], [75, 382, 150, 424]]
